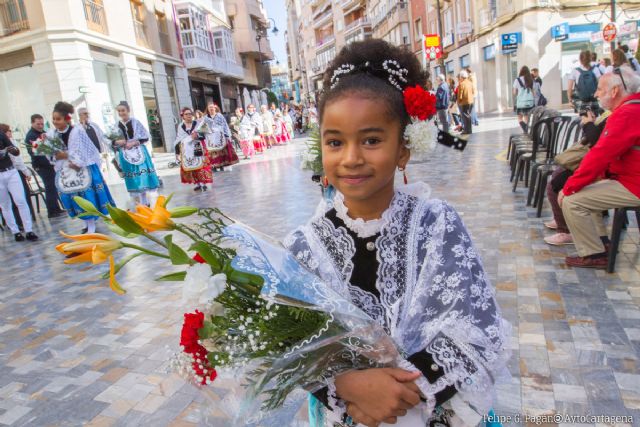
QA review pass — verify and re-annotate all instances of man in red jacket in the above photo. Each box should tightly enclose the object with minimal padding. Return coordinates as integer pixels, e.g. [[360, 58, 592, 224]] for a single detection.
[[559, 67, 640, 268]]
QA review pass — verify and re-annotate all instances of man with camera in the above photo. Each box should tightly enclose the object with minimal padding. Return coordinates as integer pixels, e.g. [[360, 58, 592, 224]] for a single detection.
[[559, 67, 640, 268]]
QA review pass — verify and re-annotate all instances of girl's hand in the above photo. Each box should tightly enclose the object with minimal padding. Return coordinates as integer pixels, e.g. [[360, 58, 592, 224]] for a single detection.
[[346, 402, 379, 426], [191, 131, 199, 140], [335, 368, 422, 423], [68, 162, 81, 171], [115, 139, 126, 147], [55, 151, 68, 160]]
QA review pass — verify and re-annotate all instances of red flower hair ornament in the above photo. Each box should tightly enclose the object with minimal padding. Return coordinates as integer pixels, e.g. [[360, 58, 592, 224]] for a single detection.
[[402, 85, 438, 156]]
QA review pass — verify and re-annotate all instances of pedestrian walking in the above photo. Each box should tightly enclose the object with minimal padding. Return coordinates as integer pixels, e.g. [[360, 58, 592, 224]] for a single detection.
[[530, 68, 547, 106], [567, 50, 602, 114], [174, 107, 212, 192], [620, 45, 640, 75], [229, 107, 243, 153], [0, 126, 38, 242], [260, 105, 277, 149], [513, 66, 539, 133], [239, 104, 261, 158], [24, 114, 65, 218], [466, 67, 479, 126], [435, 74, 450, 133], [78, 108, 109, 173], [457, 70, 474, 135], [114, 101, 160, 208]]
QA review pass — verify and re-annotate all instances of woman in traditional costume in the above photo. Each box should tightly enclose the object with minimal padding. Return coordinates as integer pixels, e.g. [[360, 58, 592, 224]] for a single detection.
[[272, 110, 290, 145], [174, 107, 212, 192], [205, 103, 239, 171], [260, 104, 277, 149], [285, 39, 510, 427], [240, 104, 262, 157], [283, 104, 295, 139], [49, 102, 114, 234], [114, 101, 160, 208]]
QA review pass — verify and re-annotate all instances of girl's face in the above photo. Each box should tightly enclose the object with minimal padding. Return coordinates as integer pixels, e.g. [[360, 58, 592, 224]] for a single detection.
[[321, 95, 409, 204], [207, 104, 215, 115], [52, 112, 69, 131], [117, 106, 129, 121]]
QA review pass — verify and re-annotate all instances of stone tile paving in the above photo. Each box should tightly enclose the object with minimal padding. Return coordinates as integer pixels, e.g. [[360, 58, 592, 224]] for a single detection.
[[0, 116, 638, 426]]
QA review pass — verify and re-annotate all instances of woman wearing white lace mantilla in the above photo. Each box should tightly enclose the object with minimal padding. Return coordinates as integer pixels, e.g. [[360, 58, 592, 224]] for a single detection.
[[285, 39, 510, 427]]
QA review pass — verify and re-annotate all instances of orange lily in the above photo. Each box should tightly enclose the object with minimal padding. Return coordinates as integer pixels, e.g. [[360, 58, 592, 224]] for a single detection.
[[56, 232, 126, 294], [128, 195, 175, 232]]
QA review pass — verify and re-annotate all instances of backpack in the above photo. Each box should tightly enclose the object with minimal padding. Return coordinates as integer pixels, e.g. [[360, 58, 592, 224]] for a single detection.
[[575, 66, 598, 102], [516, 78, 535, 109]]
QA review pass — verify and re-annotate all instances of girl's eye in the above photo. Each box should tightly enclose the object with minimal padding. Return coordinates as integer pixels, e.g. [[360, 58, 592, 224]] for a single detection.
[[326, 140, 342, 148], [363, 138, 381, 146]]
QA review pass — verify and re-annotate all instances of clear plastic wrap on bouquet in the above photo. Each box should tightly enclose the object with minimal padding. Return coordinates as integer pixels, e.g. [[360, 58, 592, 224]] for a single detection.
[[214, 223, 410, 426]]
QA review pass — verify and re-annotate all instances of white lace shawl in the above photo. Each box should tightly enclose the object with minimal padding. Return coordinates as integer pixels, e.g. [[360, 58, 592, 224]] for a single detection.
[[284, 183, 511, 420], [51, 126, 102, 171], [174, 120, 197, 150], [239, 113, 260, 140], [205, 113, 231, 138], [120, 118, 150, 142]]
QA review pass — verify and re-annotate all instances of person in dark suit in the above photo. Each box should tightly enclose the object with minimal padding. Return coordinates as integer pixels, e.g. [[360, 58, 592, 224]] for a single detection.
[[24, 114, 65, 218]]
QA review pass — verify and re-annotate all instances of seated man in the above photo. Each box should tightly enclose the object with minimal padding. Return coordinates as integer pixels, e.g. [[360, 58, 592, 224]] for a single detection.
[[559, 67, 640, 268]]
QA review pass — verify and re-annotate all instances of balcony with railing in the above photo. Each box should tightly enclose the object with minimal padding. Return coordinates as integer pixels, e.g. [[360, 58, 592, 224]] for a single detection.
[[344, 17, 370, 34], [184, 45, 215, 70], [0, 0, 29, 37], [313, 8, 333, 29], [316, 34, 335, 49]]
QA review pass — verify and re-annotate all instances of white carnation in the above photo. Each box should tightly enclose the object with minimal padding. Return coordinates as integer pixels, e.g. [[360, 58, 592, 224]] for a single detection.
[[182, 265, 227, 303], [404, 118, 437, 157]]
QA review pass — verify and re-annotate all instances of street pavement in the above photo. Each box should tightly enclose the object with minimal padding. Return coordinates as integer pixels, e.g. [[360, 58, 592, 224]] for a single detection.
[[0, 116, 639, 426]]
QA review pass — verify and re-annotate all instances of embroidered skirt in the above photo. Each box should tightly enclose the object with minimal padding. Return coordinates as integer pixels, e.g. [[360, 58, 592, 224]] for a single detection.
[[209, 141, 240, 168], [60, 164, 115, 220], [180, 157, 213, 185], [118, 145, 160, 193]]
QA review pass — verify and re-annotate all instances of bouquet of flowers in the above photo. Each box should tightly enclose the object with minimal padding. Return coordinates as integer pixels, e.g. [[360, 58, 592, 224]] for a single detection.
[[29, 132, 65, 156], [195, 120, 211, 137], [55, 196, 430, 425], [104, 126, 124, 144]]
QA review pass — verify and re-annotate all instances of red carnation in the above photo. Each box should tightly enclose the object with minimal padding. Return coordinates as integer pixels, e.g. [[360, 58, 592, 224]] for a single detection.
[[192, 253, 206, 264], [180, 310, 217, 385], [403, 85, 437, 121]]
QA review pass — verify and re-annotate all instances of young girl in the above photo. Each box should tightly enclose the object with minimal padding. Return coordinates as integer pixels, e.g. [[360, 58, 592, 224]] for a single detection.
[[260, 104, 277, 149], [205, 103, 239, 171], [114, 101, 160, 208], [284, 104, 295, 137], [174, 107, 212, 192], [285, 40, 510, 427], [513, 66, 540, 133], [49, 102, 114, 234]]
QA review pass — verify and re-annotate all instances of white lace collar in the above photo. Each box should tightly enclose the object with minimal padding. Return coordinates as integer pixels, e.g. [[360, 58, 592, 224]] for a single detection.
[[330, 183, 431, 239], [333, 192, 386, 239]]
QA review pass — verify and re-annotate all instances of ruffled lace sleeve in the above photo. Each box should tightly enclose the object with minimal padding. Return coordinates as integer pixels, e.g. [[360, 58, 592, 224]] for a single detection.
[[132, 118, 150, 142], [396, 200, 511, 422]]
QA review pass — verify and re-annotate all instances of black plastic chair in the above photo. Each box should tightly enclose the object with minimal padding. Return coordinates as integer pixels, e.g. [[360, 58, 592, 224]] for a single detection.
[[512, 117, 556, 192], [509, 109, 560, 179], [26, 167, 46, 214], [608, 207, 640, 273], [507, 106, 546, 161], [526, 116, 577, 213]]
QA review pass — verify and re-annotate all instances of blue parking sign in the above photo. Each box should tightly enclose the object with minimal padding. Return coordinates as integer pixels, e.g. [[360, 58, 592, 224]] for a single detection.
[[501, 32, 521, 53]]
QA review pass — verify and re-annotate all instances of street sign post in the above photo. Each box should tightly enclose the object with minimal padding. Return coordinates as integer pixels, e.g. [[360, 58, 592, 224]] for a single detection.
[[603, 23, 617, 43], [423, 34, 442, 61]]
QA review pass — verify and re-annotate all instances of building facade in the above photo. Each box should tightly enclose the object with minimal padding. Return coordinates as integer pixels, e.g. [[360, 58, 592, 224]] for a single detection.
[[285, 0, 371, 104], [174, 0, 244, 114], [417, 0, 640, 113], [0, 0, 191, 152], [225, 0, 275, 110]]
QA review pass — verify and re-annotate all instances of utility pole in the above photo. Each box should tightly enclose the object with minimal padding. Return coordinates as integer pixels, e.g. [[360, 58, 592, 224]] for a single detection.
[[610, 0, 617, 52], [435, 0, 445, 66]]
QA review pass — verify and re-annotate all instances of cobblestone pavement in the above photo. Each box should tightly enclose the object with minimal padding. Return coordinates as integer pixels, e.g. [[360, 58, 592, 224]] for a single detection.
[[1, 116, 639, 427]]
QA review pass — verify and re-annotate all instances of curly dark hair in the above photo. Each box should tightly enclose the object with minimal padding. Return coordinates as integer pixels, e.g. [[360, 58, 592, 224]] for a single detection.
[[53, 101, 74, 117], [319, 39, 428, 136]]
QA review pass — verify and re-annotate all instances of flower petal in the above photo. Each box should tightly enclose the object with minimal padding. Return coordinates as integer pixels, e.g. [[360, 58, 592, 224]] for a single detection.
[[109, 256, 126, 295], [64, 251, 94, 264]]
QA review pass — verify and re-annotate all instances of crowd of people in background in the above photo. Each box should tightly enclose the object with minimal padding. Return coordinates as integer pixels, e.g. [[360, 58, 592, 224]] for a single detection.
[[433, 66, 480, 136]]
